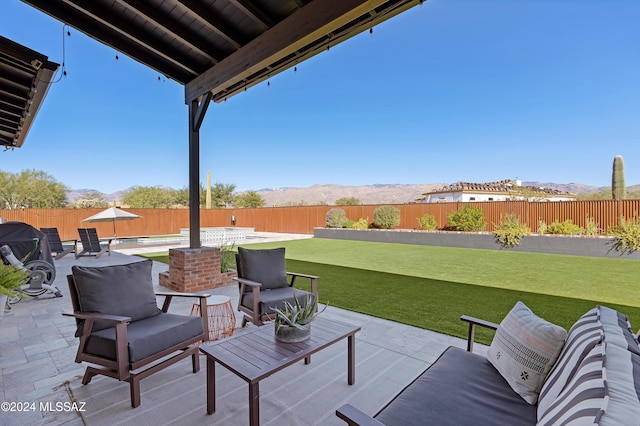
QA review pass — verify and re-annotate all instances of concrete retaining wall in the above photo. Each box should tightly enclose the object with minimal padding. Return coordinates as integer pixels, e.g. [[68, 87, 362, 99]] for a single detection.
[[314, 228, 640, 259]]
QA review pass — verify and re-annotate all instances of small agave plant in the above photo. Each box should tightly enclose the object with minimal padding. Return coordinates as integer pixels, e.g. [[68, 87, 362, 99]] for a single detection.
[[272, 293, 327, 332]]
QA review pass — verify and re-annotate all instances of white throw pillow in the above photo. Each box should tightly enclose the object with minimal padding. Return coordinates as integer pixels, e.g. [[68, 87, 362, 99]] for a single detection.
[[487, 301, 568, 404]]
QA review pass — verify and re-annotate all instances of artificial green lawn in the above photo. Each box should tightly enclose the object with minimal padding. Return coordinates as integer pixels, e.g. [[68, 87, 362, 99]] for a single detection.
[[140, 238, 640, 345]]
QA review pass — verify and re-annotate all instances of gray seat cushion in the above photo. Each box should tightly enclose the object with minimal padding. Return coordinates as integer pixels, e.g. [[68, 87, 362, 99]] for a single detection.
[[72, 259, 161, 335], [241, 287, 315, 316], [85, 313, 204, 363], [374, 346, 537, 426], [238, 247, 289, 290]]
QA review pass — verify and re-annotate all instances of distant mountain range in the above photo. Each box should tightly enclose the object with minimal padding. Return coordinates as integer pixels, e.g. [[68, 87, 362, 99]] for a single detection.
[[66, 182, 640, 206], [253, 182, 615, 206], [66, 188, 129, 204]]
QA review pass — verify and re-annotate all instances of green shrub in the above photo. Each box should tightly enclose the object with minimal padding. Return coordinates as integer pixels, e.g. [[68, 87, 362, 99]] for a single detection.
[[537, 220, 547, 234], [585, 216, 600, 236], [344, 218, 368, 229], [447, 204, 486, 232], [417, 213, 437, 230], [353, 218, 369, 230], [493, 214, 530, 248], [610, 216, 640, 253], [335, 197, 360, 206], [326, 208, 347, 228], [546, 219, 583, 235], [373, 205, 401, 229]]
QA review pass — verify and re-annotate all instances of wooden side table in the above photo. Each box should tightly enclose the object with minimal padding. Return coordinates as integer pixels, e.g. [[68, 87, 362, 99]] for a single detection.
[[190, 295, 235, 343]]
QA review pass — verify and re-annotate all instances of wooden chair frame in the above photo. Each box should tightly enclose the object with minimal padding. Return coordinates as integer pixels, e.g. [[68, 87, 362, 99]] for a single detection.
[[64, 275, 210, 408]]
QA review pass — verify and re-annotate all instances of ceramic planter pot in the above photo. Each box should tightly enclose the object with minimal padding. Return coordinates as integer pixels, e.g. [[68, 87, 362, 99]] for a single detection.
[[275, 323, 311, 343]]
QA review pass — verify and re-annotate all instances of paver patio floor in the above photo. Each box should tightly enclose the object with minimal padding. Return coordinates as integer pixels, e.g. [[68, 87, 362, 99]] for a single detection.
[[1, 238, 486, 426]]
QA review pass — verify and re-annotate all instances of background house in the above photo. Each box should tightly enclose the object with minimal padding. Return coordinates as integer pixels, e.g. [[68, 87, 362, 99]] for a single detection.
[[416, 180, 575, 203]]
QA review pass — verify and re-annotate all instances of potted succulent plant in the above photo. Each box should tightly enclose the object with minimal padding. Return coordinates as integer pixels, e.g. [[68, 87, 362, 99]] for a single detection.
[[272, 294, 327, 343], [0, 262, 28, 320]]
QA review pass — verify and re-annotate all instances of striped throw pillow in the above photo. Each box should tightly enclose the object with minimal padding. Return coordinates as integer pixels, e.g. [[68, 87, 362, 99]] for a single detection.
[[537, 307, 603, 417], [487, 301, 567, 404], [537, 343, 640, 426], [598, 305, 640, 355], [536, 343, 606, 425], [599, 343, 640, 425]]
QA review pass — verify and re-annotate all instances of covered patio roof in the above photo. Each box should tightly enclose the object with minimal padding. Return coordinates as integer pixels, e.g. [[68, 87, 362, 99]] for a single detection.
[[0, 36, 59, 148], [22, 0, 423, 103], [19, 0, 424, 246]]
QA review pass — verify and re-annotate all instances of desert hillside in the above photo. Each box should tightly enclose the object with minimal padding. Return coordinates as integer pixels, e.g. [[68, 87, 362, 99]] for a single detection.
[[68, 181, 639, 207], [255, 181, 610, 206], [256, 184, 446, 206]]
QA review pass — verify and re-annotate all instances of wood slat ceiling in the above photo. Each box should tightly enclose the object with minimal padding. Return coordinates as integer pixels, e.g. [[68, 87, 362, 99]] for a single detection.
[[0, 35, 59, 148], [20, 0, 423, 103]]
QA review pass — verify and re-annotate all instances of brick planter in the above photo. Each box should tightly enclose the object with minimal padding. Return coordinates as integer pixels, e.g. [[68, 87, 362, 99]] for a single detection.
[[158, 246, 238, 293]]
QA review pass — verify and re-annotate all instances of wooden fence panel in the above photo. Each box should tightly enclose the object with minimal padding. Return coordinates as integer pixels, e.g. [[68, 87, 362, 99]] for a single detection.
[[2, 200, 640, 240]]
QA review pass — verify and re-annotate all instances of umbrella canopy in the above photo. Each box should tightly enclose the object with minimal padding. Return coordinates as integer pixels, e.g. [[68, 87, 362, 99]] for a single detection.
[[81, 207, 142, 240]]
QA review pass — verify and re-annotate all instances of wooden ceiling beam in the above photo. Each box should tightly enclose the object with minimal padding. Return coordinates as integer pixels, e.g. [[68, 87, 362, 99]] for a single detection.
[[185, 0, 404, 103], [22, 0, 198, 83], [119, 0, 223, 63], [291, 0, 311, 7], [177, 0, 245, 49], [229, 0, 275, 29], [59, 0, 203, 73], [209, 0, 419, 102], [0, 93, 25, 109]]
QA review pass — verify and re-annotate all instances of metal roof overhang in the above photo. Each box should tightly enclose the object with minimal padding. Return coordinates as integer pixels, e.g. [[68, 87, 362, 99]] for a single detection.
[[18, 0, 424, 246], [0, 36, 59, 148]]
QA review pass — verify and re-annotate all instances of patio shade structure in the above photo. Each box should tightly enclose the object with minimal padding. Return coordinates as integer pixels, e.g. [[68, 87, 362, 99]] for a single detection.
[[0, 35, 59, 148], [19, 0, 425, 247], [81, 207, 142, 240]]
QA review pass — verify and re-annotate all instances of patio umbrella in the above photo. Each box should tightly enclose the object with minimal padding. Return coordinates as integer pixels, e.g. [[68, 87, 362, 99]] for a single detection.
[[81, 207, 142, 241]]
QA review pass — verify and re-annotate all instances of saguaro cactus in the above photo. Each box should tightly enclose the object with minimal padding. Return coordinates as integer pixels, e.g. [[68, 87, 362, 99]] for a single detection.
[[612, 155, 626, 200]]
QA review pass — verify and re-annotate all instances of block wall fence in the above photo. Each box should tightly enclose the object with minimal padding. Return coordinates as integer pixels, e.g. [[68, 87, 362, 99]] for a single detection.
[[1, 200, 639, 241]]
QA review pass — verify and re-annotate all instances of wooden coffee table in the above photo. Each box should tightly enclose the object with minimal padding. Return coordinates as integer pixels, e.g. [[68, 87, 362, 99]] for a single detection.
[[199, 316, 361, 426]]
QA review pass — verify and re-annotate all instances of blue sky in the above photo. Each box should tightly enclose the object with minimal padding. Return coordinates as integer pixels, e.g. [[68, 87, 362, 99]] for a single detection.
[[1, 0, 639, 194]]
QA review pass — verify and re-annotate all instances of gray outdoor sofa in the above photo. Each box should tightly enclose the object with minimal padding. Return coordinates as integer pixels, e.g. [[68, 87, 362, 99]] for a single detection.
[[337, 303, 640, 425]]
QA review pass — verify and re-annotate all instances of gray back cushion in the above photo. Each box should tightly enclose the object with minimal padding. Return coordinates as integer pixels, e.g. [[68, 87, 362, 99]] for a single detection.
[[72, 259, 160, 333], [238, 247, 289, 290]]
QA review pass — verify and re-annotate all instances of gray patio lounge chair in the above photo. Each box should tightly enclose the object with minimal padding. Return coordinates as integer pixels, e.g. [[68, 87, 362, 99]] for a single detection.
[[40, 227, 76, 259], [76, 228, 111, 258], [235, 247, 319, 327]]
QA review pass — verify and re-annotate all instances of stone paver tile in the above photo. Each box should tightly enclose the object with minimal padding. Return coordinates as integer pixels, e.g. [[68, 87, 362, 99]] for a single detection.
[[0, 324, 20, 343], [2, 357, 58, 389], [24, 338, 70, 358], [0, 349, 27, 370]]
